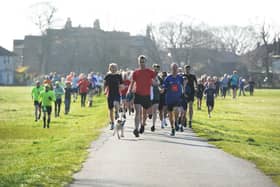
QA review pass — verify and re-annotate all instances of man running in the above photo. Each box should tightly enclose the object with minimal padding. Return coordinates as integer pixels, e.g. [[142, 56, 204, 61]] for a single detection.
[[230, 70, 239, 99], [54, 81, 64, 117], [183, 65, 197, 128], [39, 84, 56, 128], [31, 80, 43, 121], [127, 55, 156, 137], [162, 63, 185, 136]]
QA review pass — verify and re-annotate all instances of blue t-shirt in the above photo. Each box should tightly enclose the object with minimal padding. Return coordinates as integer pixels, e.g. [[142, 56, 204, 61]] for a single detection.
[[163, 75, 184, 105], [231, 74, 239, 86]]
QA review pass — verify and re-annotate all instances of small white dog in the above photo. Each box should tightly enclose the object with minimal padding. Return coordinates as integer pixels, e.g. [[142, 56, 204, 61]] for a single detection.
[[113, 117, 125, 139]]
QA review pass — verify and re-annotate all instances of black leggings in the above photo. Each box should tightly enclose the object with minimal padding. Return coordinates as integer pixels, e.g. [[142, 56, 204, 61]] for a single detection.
[[80, 93, 87, 107], [55, 98, 62, 116]]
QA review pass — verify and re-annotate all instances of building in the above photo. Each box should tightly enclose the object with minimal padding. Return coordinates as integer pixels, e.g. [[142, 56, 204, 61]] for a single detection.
[[14, 20, 160, 74], [0, 46, 16, 85]]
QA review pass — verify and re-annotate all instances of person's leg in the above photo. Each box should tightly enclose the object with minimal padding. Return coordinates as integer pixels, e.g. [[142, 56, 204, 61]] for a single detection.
[[169, 107, 175, 136], [54, 100, 58, 117], [47, 110, 51, 128], [38, 102, 41, 120], [64, 99, 68, 114], [57, 99, 61, 116], [151, 104, 158, 131], [113, 101, 120, 120], [43, 111, 47, 128], [134, 104, 142, 136], [188, 101, 194, 128], [34, 102, 38, 121]]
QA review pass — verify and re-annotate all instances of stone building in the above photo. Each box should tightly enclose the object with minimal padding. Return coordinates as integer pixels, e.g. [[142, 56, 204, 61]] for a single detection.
[[13, 20, 160, 74]]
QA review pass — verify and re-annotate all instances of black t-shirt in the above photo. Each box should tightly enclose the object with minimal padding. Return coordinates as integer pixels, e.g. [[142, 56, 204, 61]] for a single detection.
[[183, 73, 197, 92], [104, 73, 123, 96]]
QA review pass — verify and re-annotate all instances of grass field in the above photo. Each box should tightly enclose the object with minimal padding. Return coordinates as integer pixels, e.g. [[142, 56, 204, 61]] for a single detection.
[[0, 87, 279, 186], [193, 89, 280, 186], [0, 87, 108, 186]]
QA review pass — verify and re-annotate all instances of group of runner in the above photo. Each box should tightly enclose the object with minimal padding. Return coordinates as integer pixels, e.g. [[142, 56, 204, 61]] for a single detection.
[[103, 55, 212, 137], [31, 72, 103, 128], [31, 55, 255, 135]]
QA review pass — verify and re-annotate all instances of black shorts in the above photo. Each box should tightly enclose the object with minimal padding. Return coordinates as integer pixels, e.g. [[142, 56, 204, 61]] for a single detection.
[[188, 93, 195, 102], [196, 92, 203, 100], [34, 101, 41, 107], [107, 95, 120, 109], [231, 85, 238, 90], [181, 97, 188, 111], [167, 102, 181, 112], [158, 94, 166, 111], [152, 99, 159, 105], [134, 94, 152, 109], [72, 88, 78, 93], [42, 106, 52, 115], [206, 100, 214, 108]]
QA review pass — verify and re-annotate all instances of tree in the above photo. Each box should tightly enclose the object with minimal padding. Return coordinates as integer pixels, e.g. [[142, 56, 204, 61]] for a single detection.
[[94, 19, 101, 30], [250, 18, 280, 85], [29, 2, 58, 73], [210, 25, 258, 55], [29, 2, 57, 35]]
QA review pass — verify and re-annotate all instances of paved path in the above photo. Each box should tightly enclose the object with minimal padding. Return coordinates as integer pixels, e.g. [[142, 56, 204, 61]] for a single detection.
[[70, 115, 276, 187]]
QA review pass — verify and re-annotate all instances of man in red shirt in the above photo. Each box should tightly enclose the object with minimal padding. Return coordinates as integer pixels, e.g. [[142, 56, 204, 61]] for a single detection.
[[78, 75, 90, 107], [127, 55, 156, 137]]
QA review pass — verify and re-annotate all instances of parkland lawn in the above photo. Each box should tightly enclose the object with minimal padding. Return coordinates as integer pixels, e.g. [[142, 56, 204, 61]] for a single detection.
[[0, 87, 279, 186], [193, 89, 280, 186]]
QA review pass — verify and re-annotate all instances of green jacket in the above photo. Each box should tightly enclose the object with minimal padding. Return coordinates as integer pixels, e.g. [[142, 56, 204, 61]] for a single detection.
[[31, 86, 44, 101], [39, 90, 56, 107]]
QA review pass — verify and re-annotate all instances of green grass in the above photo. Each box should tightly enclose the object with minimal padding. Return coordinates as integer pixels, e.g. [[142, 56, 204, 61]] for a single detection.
[[1, 87, 280, 186], [0, 87, 108, 186], [193, 89, 280, 186]]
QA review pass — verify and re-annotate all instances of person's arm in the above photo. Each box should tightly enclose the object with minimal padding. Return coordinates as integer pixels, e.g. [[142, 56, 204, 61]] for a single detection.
[[194, 75, 198, 89], [127, 80, 135, 95]]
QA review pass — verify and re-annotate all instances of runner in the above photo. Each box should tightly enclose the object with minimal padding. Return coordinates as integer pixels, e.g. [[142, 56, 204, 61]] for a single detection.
[[162, 63, 185, 136], [104, 63, 123, 130], [127, 55, 156, 137], [150, 64, 161, 132], [78, 74, 90, 107], [31, 80, 43, 121], [182, 65, 197, 128], [196, 79, 205, 110], [204, 78, 216, 118], [158, 71, 168, 129], [64, 81, 72, 114], [71, 73, 79, 102], [120, 71, 131, 119], [230, 70, 239, 99], [221, 74, 229, 98], [54, 81, 64, 117], [39, 84, 56, 128]]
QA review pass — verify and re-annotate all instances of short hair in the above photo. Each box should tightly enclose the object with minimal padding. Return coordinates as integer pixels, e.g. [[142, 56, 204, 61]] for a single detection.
[[152, 64, 160, 68], [138, 55, 146, 62], [184, 65, 191, 69]]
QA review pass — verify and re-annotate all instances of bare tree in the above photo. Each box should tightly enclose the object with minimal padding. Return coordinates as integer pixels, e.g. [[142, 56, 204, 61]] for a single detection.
[[210, 25, 258, 55], [250, 18, 280, 85], [29, 2, 57, 35]]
